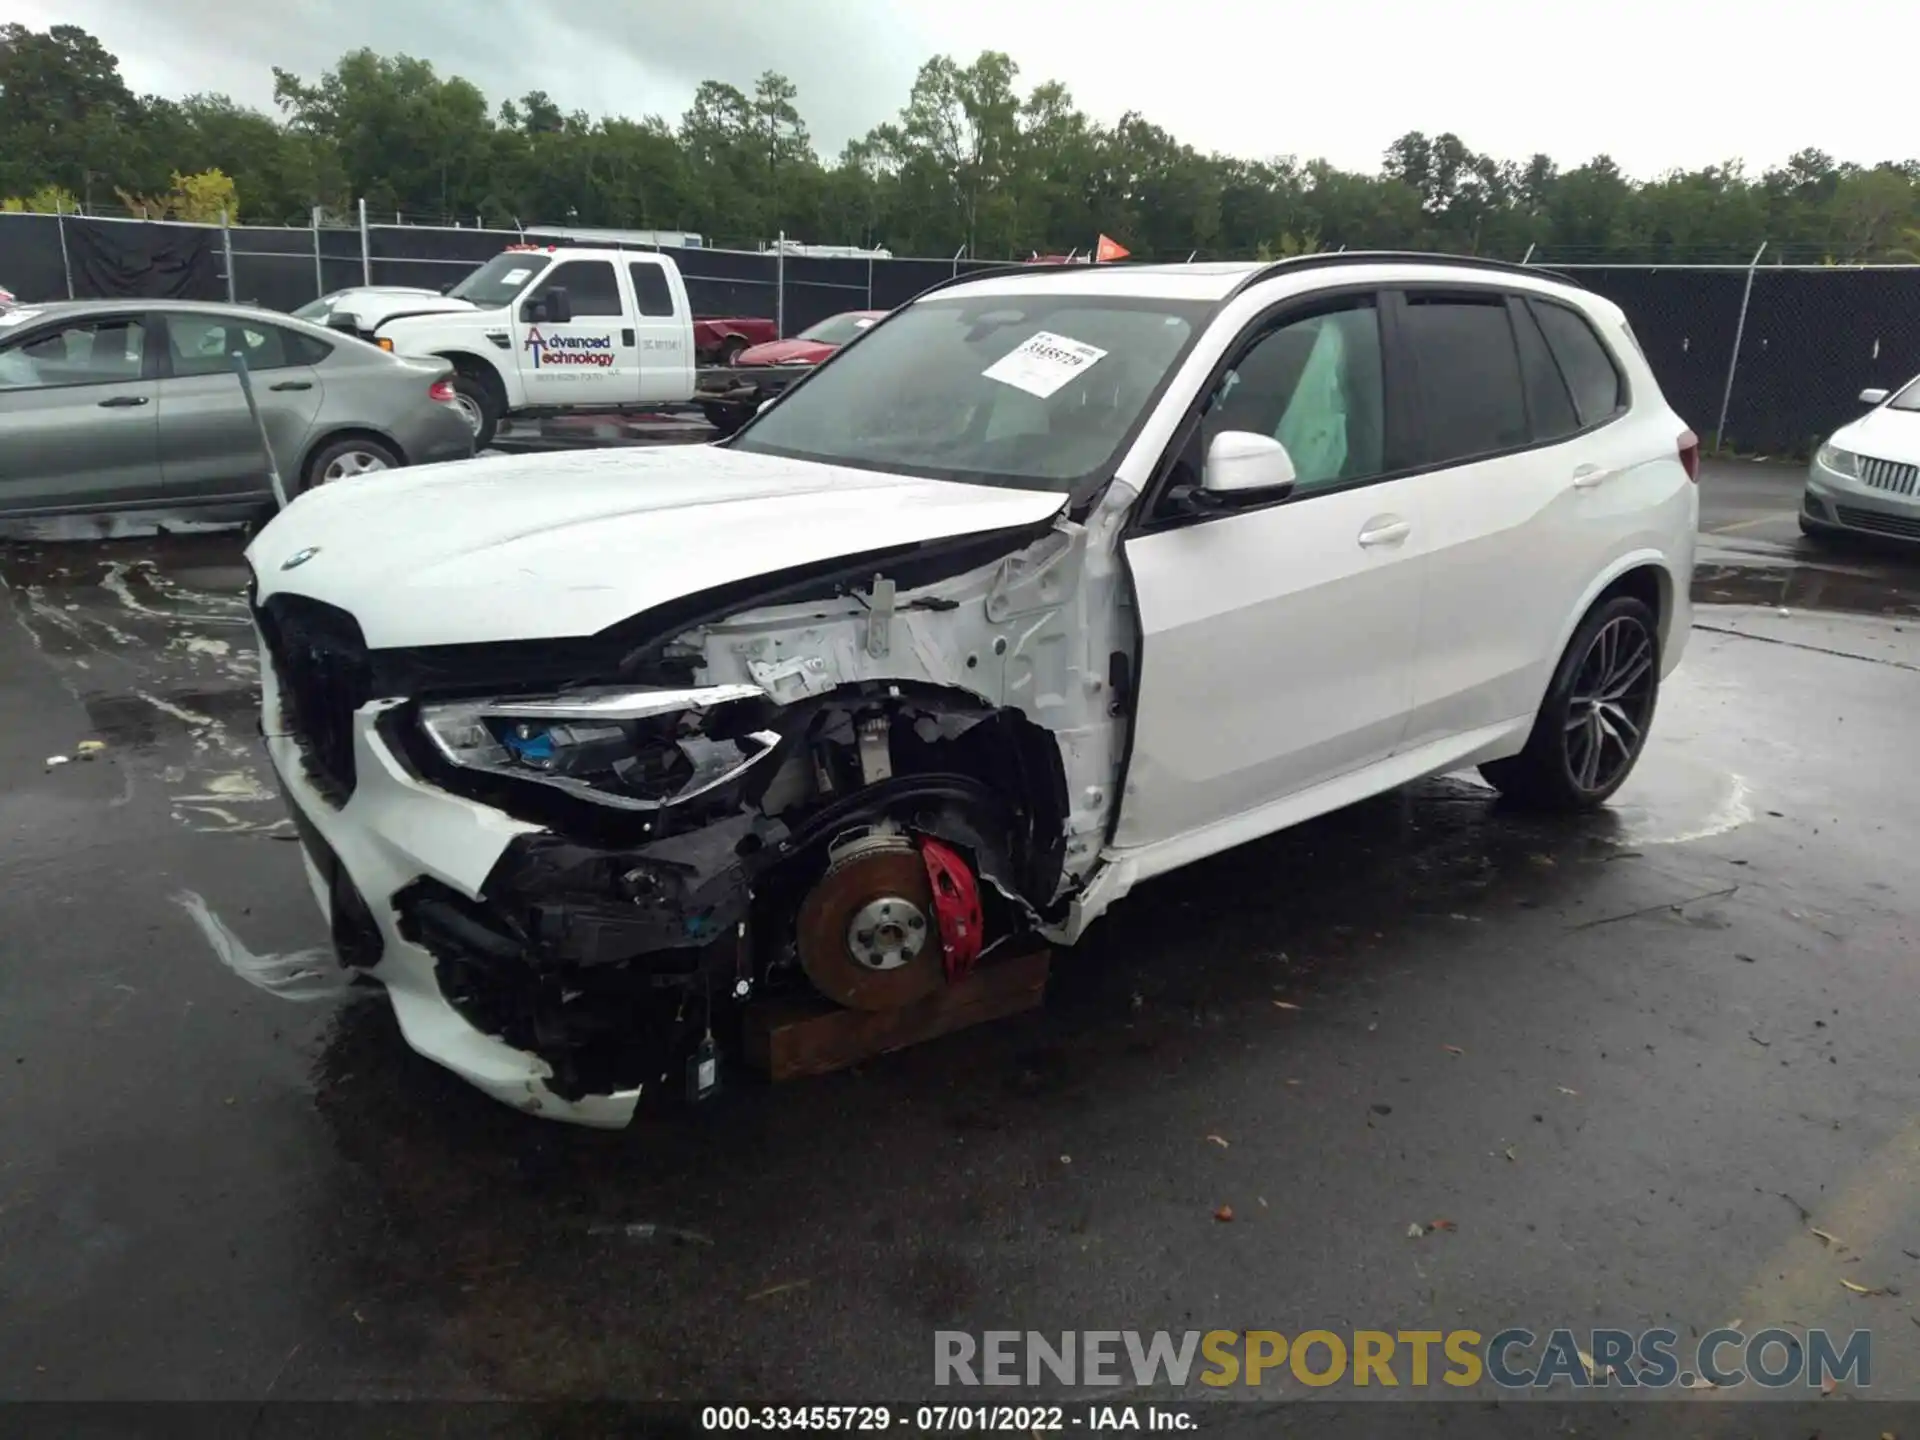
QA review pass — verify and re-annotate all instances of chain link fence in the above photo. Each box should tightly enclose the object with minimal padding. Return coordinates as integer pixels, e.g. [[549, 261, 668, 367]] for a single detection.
[[0, 208, 1000, 343], [5, 208, 1918, 454]]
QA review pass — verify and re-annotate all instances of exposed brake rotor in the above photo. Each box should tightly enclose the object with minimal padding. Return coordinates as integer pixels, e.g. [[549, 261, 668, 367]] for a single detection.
[[796, 832, 945, 1011]]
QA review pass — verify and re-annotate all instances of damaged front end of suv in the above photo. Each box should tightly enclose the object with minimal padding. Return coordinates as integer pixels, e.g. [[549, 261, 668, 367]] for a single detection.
[[252, 499, 1134, 1124]]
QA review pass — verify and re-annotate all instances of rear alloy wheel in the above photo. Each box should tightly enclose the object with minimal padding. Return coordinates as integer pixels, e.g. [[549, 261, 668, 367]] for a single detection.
[[1479, 595, 1660, 811], [305, 436, 400, 492], [449, 372, 499, 449]]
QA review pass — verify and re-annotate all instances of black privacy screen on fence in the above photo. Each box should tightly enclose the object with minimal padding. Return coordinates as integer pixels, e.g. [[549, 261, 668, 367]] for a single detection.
[[1729, 269, 1920, 453], [4, 209, 1916, 449], [1557, 265, 1920, 454]]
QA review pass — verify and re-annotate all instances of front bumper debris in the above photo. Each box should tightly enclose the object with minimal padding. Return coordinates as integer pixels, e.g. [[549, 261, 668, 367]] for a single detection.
[[262, 643, 652, 1124]]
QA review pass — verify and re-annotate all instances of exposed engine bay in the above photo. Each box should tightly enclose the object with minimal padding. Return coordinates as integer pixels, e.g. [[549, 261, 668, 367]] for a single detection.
[[260, 504, 1135, 1108]]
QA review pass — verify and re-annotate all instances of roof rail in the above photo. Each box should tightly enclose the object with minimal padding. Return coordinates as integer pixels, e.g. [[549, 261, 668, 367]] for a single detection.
[[1226, 249, 1585, 294], [904, 249, 1583, 307]]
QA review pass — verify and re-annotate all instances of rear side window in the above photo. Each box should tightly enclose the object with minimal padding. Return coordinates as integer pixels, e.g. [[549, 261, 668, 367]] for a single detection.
[[286, 330, 333, 365], [1530, 299, 1623, 426], [166, 315, 320, 376], [1510, 299, 1580, 443], [1400, 292, 1529, 464], [629, 262, 675, 317], [542, 260, 622, 317]]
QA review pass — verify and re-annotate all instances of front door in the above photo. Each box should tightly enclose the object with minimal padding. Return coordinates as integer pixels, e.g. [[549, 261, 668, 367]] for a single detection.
[[1115, 293, 1429, 852], [155, 313, 327, 499], [512, 258, 638, 406], [0, 309, 161, 515]]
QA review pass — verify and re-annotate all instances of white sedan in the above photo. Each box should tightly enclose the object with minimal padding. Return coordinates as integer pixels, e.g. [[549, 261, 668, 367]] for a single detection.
[[1803, 376, 1920, 544]]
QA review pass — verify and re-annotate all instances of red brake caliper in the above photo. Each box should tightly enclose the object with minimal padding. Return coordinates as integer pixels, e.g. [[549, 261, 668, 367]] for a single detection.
[[919, 837, 983, 982]]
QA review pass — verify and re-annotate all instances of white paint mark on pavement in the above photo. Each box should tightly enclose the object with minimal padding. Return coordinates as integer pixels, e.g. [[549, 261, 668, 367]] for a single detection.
[[174, 890, 352, 1003]]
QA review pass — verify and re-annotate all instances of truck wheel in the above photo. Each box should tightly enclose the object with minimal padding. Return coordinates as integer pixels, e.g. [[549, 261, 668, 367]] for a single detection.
[[718, 335, 748, 366], [449, 372, 499, 449], [700, 401, 751, 436]]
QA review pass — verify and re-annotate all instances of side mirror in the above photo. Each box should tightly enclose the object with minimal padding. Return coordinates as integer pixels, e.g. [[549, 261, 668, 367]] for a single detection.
[[1859, 387, 1889, 406], [546, 287, 572, 325], [1200, 430, 1297, 503]]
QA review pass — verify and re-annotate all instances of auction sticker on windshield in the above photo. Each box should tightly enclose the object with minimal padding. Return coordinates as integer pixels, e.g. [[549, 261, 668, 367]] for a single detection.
[[983, 330, 1108, 398], [501, 267, 533, 286]]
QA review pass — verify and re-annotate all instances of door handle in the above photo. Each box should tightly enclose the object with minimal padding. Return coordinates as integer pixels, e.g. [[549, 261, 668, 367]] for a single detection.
[[1357, 517, 1411, 548], [97, 394, 148, 408], [269, 380, 313, 392], [1572, 464, 1609, 489], [621, 329, 635, 346]]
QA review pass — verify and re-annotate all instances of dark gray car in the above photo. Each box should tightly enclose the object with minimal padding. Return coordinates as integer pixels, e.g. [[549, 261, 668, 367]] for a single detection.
[[0, 298, 474, 519]]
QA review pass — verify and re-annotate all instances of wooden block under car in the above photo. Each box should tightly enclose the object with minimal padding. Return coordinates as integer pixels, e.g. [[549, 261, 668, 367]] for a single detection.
[[743, 948, 1051, 1080]]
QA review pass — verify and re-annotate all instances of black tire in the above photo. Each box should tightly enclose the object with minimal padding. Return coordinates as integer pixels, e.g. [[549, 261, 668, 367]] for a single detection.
[[449, 371, 499, 449], [1478, 595, 1660, 811], [303, 435, 401, 493], [717, 335, 748, 366], [1798, 512, 1840, 546], [700, 401, 751, 436]]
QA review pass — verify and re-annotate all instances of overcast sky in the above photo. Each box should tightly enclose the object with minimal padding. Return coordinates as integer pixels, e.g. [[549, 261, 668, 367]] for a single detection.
[[16, 0, 1914, 178]]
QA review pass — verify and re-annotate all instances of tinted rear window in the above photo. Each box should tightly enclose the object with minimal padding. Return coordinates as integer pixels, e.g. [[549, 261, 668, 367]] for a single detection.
[[1511, 299, 1580, 443], [1530, 299, 1624, 427], [1401, 293, 1529, 464]]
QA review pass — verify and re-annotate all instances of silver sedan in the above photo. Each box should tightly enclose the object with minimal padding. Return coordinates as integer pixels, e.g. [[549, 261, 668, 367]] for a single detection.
[[1802, 376, 1920, 544], [0, 298, 473, 520]]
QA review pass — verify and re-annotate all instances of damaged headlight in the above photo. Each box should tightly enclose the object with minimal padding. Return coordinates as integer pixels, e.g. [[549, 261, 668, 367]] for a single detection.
[[418, 684, 780, 812]]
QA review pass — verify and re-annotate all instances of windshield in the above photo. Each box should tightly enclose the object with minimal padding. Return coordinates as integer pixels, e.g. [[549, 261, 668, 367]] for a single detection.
[[449, 253, 551, 308], [733, 295, 1207, 493], [798, 312, 880, 346], [1889, 375, 1920, 412]]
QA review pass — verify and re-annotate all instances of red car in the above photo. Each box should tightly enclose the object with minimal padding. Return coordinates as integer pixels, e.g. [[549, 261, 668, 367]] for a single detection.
[[693, 316, 779, 366], [700, 311, 886, 436], [735, 310, 886, 368]]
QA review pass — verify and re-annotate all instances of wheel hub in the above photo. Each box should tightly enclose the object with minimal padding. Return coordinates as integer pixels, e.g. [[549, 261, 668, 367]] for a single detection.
[[796, 834, 944, 1011], [845, 895, 929, 971]]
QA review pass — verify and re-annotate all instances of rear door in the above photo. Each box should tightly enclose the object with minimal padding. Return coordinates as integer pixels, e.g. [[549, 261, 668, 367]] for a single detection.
[[1394, 287, 1634, 749], [511, 257, 638, 405], [155, 312, 328, 499], [627, 258, 693, 402], [1117, 291, 1430, 852], [0, 310, 161, 514]]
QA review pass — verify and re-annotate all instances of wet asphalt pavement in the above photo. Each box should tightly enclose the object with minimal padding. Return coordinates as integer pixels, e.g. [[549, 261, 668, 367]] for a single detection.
[[3, 456, 1919, 1408]]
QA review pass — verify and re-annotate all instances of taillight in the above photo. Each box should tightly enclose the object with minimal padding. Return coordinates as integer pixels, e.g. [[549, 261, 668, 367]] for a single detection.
[[1677, 429, 1700, 481], [428, 378, 455, 403]]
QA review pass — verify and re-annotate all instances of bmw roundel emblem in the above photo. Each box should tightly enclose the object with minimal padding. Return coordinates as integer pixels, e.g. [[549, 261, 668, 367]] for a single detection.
[[280, 546, 321, 571]]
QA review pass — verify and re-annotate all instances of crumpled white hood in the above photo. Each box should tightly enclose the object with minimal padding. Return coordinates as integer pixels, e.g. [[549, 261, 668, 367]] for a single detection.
[[246, 445, 1066, 648], [333, 291, 479, 329], [1833, 404, 1920, 465]]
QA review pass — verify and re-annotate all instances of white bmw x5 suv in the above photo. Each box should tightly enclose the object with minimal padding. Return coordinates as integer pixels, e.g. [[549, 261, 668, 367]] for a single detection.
[[247, 253, 1699, 1125]]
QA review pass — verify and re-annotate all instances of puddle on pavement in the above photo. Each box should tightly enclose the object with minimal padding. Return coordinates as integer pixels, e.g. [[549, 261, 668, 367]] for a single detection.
[[3, 531, 272, 838], [1692, 554, 1920, 617]]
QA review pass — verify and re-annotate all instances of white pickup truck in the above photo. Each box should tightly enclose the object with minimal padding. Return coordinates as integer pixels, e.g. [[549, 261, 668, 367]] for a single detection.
[[300, 246, 773, 447]]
